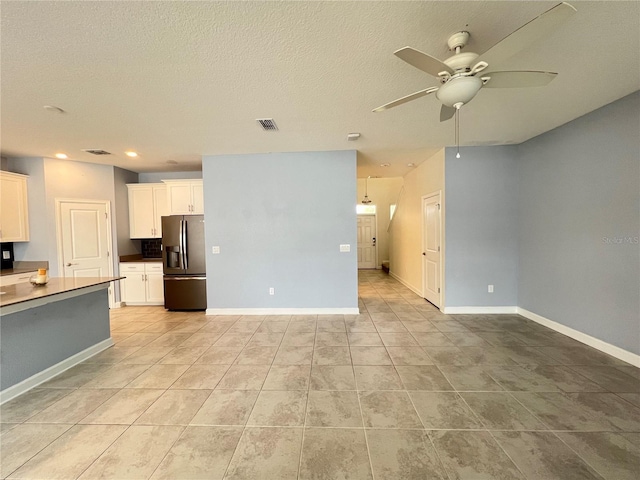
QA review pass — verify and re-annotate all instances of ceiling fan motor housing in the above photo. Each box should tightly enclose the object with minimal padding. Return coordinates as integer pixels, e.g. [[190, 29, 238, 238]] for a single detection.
[[436, 76, 483, 107], [443, 52, 480, 72]]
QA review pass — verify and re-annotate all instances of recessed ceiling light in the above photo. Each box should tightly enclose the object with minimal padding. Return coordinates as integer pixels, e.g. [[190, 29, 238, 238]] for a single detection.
[[43, 105, 65, 114], [55, 153, 68, 159], [380, 163, 390, 167], [125, 151, 138, 158], [407, 163, 415, 167]]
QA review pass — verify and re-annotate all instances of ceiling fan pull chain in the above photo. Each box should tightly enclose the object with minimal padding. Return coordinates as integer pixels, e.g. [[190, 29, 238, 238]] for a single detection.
[[455, 107, 460, 159]]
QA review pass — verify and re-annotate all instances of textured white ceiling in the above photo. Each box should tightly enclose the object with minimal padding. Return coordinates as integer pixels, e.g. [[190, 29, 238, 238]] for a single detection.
[[1, 1, 638, 177]]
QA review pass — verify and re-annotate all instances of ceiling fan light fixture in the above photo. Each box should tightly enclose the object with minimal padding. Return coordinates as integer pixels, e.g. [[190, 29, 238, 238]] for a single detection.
[[436, 76, 483, 107]]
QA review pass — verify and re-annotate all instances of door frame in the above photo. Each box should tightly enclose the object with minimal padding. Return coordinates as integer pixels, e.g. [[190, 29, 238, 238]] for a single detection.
[[357, 212, 378, 269], [421, 191, 443, 308], [55, 198, 115, 307]]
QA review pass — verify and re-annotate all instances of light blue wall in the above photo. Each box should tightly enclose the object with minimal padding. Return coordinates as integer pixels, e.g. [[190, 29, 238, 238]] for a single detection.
[[444, 146, 519, 307], [202, 151, 358, 309], [517, 91, 640, 354]]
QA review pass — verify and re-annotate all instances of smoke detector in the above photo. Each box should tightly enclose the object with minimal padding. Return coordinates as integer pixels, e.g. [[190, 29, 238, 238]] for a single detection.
[[347, 133, 361, 141]]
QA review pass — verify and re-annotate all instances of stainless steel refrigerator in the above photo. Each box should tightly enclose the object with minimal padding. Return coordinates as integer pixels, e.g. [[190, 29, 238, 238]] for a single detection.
[[161, 215, 207, 310]]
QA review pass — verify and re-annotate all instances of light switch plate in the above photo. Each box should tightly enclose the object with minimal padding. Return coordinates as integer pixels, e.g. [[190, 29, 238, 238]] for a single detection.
[[339, 244, 351, 252], [212, 246, 220, 254], [2, 251, 10, 260]]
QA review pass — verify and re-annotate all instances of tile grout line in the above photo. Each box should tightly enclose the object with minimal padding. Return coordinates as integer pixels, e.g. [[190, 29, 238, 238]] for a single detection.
[[217, 313, 271, 480], [545, 429, 609, 480], [295, 314, 318, 479], [404, 388, 453, 480], [355, 301, 377, 480], [145, 425, 187, 480], [485, 429, 531, 480], [71, 423, 132, 480]]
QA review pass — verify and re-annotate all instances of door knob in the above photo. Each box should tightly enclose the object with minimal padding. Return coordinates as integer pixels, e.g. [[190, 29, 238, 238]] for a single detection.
[[422, 252, 426, 256], [66, 262, 79, 266]]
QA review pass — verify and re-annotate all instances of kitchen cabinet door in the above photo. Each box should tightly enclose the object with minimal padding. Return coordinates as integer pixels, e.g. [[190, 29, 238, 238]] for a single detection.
[[0, 171, 29, 242], [128, 184, 167, 238], [152, 186, 169, 237], [121, 272, 146, 304], [191, 181, 204, 214], [146, 272, 164, 304], [166, 182, 193, 214], [128, 185, 155, 238]]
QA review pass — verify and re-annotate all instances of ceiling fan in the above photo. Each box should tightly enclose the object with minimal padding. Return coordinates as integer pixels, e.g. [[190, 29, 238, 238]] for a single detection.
[[373, 2, 576, 123]]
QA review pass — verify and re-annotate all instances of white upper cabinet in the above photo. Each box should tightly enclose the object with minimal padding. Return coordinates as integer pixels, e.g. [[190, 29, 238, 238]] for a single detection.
[[164, 180, 204, 214], [0, 171, 30, 242], [127, 183, 168, 239]]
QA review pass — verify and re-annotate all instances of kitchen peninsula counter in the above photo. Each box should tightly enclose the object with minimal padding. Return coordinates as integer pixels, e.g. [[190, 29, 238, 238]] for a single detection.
[[1, 277, 122, 402], [0, 277, 121, 314]]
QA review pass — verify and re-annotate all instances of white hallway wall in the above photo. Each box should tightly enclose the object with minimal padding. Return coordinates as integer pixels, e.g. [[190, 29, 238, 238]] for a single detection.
[[388, 149, 445, 296]]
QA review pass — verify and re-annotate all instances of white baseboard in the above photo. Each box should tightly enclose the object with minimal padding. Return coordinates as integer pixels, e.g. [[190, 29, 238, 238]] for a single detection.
[[206, 308, 360, 316], [517, 307, 640, 367], [111, 302, 124, 309], [388, 272, 422, 297], [443, 306, 518, 314], [0, 338, 114, 405]]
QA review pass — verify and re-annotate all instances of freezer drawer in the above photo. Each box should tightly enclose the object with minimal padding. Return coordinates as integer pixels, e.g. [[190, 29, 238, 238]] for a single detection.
[[163, 276, 207, 311]]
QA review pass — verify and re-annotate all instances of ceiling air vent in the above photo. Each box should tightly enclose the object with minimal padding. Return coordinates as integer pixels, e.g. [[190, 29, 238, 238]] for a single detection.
[[82, 149, 112, 155], [256, 118, 278, 131]]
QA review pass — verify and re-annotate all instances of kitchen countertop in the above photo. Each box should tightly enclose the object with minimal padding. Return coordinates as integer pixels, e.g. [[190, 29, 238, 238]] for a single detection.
[[119, 255, 162, 263], [0, 276, 122, 311], [0, 267, 39, 276], [1, 261, 49, 277]]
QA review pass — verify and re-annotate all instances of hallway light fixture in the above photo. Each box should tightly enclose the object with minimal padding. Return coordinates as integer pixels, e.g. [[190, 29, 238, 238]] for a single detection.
[[362, 176, 372, 204]]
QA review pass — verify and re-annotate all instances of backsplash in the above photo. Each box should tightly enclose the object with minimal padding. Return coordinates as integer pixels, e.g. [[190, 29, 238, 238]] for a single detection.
[[141, 239, 162, 258]]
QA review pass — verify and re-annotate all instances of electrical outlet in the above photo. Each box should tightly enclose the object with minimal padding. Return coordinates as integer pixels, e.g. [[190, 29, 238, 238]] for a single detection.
[[488, 285, 494, 293], [269, 287, 275, 295], [212, 246, 220, 254]]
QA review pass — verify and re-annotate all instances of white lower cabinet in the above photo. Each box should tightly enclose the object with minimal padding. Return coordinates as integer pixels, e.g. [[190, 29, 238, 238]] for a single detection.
[[119, 262, 164, 305]]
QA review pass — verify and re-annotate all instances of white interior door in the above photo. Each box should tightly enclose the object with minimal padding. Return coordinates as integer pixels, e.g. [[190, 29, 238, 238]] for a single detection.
[[357, 214, 377, 269], [58, 200, 114, 304], [422, 193, 441, 306]]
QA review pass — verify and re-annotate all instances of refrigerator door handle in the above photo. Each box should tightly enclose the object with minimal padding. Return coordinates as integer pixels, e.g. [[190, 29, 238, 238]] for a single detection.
[[181, 219, 188, 270]]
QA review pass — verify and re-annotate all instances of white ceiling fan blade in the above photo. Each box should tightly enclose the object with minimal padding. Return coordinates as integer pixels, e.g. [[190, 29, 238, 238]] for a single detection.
[[394, 47, 453, 77], [477, 2, 576, 67], [482, 70, 557, 88], [440, 105, 456, 122], [372, 87, 439, 112]]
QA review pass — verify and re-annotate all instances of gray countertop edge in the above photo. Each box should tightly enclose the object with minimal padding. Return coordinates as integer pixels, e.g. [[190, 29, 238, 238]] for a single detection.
[[1, 277, 123, 315]]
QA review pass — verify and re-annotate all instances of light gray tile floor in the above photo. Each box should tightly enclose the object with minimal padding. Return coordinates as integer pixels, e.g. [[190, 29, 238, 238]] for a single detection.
[[1, 270, 639, 479]]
